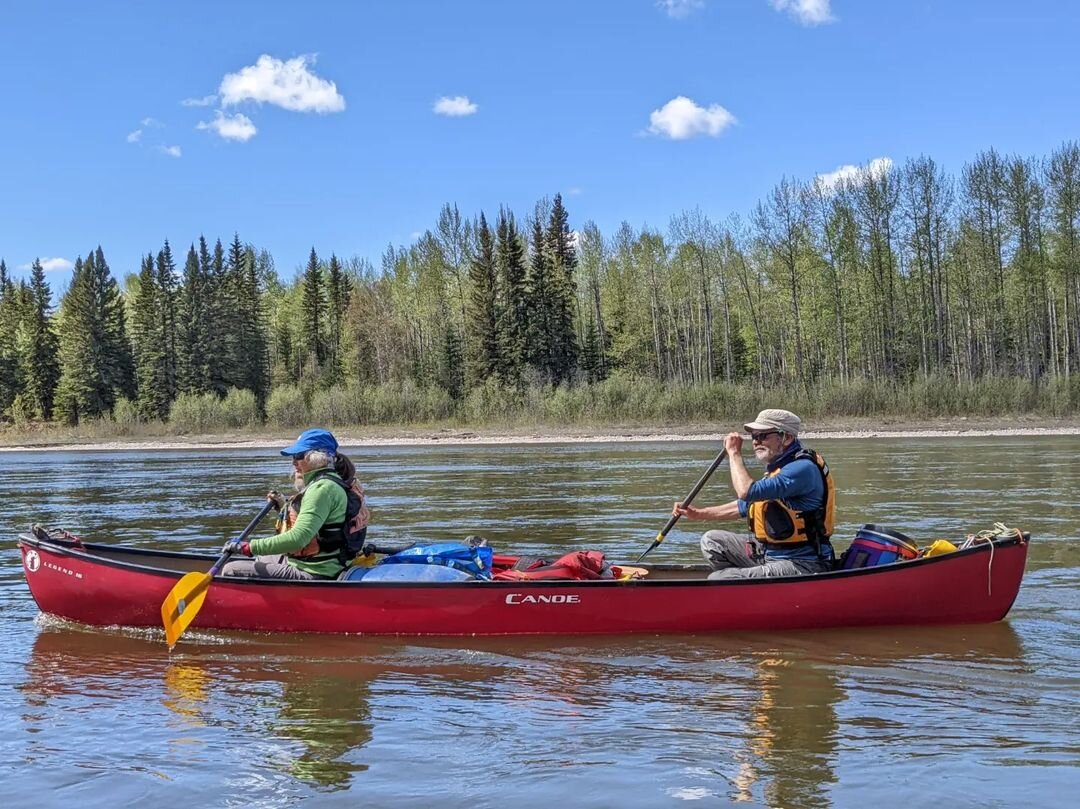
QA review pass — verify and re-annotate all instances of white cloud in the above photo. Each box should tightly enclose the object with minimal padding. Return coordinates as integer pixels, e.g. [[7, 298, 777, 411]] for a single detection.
[[815, 156, 893, 192], [18, 257, 74, 273], [219, 54, 345, 113], [646, 96, 736, 140], [769, 0, 834, 26], [197, 111, 258, 142], [158, 145, 183, 158], [181, 94, 218, 107], [126, 129, 142, 143], [567, 187, 583, 196], [433, 95, 478, 117], [657, 0, 705, 19], [141, 117, 164, 128]]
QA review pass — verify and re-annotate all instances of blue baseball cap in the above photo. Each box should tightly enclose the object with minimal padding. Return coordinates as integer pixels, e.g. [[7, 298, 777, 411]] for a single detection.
[[280, 428, 338, 457]]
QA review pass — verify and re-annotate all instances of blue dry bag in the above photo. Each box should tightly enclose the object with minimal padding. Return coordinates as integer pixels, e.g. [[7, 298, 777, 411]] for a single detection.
[[377, 542, 494, 580]]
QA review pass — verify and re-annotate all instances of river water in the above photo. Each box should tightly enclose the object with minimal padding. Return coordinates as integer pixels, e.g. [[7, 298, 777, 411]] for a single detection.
[[1, 436, 1077, 807]]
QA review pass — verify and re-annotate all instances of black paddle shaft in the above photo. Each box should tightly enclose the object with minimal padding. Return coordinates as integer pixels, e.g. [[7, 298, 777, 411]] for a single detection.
[[659, 448, 729, 538], [208, 499, 277, 576], [635, 448, 729, 563]]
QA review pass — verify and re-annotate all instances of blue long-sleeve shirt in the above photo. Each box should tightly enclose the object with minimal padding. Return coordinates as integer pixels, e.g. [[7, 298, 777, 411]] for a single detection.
[[736, 441, 829, 560]]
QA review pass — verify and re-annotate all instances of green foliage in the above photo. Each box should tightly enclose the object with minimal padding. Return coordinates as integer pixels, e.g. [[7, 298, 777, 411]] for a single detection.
[[309, 384, 366, 426], [53, 249, 135, 424], [13, 141, 1080, 433], [168, 392, 224, 433], [176, 243, 213, 395], [0, 260, 21, 417], [132, 252, 171, 421], [221, 388, 260, 427], [265, 384, 309, 427], [466, 212, 500, 386], [460, 377, 525, 423], [110, 396, 141, 429], [166, 388, 258, 433]]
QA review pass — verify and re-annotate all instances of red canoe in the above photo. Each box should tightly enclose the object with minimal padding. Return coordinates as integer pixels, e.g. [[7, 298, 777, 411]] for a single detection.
[[16, 529, 1029, 636]]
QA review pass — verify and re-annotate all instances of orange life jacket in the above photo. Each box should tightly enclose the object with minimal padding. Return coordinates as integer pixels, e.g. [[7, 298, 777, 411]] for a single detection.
[[746, 448, 834, 554]]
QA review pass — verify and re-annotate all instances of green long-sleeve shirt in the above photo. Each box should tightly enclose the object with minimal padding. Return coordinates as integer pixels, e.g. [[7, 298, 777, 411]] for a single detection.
[[249, 468, 348, 577]]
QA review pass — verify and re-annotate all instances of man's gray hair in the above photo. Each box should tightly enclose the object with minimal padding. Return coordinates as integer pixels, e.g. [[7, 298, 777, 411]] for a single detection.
[[303, 449, 336, 470]]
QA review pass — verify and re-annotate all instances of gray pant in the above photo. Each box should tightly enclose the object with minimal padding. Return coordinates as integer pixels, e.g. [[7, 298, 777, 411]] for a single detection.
[[700, 530, 833, 580], [221, 554, 329, 580]]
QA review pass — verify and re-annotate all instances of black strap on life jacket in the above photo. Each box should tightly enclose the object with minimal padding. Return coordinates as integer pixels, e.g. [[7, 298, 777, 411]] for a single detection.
[[304, 469, 368, 565], [793, 448, 831, 561]]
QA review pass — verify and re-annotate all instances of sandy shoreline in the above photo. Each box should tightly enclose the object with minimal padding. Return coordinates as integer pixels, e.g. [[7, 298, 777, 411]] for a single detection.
[[2, 417, 1079, 452]]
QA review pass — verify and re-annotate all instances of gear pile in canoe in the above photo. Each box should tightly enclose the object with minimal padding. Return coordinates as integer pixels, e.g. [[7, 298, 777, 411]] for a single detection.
[[16, 523, 1029, 647]]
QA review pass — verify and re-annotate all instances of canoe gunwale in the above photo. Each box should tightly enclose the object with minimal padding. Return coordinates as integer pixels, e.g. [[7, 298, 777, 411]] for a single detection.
[[15, 530, 1030, 589]]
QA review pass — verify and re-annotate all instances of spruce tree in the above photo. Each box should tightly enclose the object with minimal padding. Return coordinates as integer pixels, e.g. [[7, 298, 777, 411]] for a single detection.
[[326, 253, 350, 380], [208, 238, 232, 395], [466, 213, 500, 384], [54, 248, 134, 423], [131, 253, 170, 421], [176, 244, 212, 395], [526, 215, 556, 382], [0, 260, 19, 416], [222, 234, 250, 391], [546, 193, 579, 383], [301, 247, 325, 372], [495, 209, 528, 384], [237, 245, 270, 404], [16, 259, 61, 418], [155, 241, 179, 404]]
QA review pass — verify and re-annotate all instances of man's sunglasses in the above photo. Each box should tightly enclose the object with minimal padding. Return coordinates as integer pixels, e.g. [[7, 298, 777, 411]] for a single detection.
[[290, 453, 308, 461], [750, 431, 780, 442]]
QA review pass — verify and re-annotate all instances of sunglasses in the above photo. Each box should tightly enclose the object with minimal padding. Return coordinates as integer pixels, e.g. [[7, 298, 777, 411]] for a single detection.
[[290, 453, 308, 462], [750, 431, 780, 442]]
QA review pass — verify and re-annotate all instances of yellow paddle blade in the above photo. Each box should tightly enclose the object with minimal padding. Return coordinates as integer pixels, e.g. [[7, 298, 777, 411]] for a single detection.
[[161, 571, 212, 650]]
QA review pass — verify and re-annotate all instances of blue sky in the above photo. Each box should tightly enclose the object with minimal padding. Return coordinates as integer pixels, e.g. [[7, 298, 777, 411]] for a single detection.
[[3, 0, 1078, 284]]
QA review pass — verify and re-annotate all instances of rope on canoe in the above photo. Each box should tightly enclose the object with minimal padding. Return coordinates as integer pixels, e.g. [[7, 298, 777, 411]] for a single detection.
[[959, 522, 1023, 596]]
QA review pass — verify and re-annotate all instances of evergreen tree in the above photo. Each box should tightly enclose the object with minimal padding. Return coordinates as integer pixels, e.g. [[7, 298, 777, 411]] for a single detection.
[[176, 244, 212, 395], [441, 323, 465, 399], [155, 241, 179, 404], [465, 213, 500, 385], [495, 209, 528, 383], [0, 260, 19, 416], [16, 259, 61, 418], [237, 245, 270, 404], [131, 253, 170, 421], [326, 253, 350, 380], [54, 248, 134, 423], [208, 238, 232, 395], [301, 247, 325, 372], [546, 193, 580, 383], [525, 215, 556, 381]]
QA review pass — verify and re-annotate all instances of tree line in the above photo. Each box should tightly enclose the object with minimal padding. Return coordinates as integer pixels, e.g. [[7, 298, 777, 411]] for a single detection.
[[1, 142, 1079, 429]]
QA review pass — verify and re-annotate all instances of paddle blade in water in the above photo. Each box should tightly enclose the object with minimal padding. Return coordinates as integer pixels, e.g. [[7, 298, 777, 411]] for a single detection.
[[161, 571, 212, 650]]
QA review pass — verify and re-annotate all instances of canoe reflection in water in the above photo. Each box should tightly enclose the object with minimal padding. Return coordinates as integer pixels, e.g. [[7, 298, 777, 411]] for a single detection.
[[164, 654, 375, 789], [21, 626, 382, 791], [20, 621, 1027, 803], [674, 624, 1026, 806]]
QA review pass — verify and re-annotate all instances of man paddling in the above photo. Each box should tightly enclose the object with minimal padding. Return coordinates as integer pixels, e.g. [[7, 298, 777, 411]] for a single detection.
[[672, 409, 836, 579]]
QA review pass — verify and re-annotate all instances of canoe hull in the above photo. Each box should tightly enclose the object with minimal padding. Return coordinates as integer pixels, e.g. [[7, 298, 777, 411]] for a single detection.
[[16, 533, 1029, 636]]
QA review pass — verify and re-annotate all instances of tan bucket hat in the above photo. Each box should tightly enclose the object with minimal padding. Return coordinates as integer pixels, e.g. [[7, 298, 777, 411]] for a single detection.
[[744, 408, 801, 436]]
